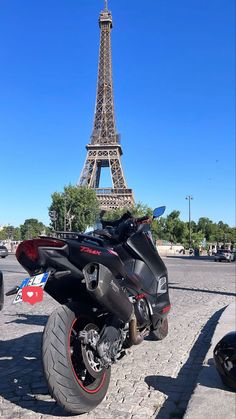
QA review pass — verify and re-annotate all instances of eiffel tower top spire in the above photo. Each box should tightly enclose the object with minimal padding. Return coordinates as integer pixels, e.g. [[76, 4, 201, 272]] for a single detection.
[[90, 0, 118, 146], [78, 3, 134, 210]]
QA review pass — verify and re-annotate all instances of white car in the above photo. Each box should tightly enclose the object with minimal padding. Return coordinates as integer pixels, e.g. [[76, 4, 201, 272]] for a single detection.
[[214, 249, 234, 262], [0, 245, 8, 258]]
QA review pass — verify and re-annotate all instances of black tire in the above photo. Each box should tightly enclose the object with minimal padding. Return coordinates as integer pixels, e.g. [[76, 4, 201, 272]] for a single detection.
[[42, 304, 111, 415], [150, 317, 168, 341]]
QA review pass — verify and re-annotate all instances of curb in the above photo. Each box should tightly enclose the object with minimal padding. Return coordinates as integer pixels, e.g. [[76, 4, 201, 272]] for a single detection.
[[184, 302, 236, 419]]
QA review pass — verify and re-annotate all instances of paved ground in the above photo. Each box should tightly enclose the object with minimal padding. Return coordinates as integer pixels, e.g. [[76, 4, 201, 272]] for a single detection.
[[184, 301, 236, 419], [0, 255, 235, 419]]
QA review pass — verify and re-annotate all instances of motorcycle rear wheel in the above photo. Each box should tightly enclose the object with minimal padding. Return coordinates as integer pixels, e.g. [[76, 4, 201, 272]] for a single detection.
[[42, 303, 111, 414]]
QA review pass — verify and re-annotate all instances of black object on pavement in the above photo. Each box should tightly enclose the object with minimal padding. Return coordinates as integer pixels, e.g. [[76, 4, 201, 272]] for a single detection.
[[214, 331, 236, 391]]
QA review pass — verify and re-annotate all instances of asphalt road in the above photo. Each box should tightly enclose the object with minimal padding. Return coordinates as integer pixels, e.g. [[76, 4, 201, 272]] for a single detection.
[[0, 255, 235, 419]]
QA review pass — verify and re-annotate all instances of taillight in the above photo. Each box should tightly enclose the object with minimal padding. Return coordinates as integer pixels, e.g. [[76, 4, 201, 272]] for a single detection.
[[16, 239, 66, 262], [161, 304, 171, 314]]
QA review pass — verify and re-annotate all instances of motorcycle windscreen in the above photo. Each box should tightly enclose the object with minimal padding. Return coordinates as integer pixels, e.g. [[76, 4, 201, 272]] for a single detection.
[[127, 231, 167, 281]]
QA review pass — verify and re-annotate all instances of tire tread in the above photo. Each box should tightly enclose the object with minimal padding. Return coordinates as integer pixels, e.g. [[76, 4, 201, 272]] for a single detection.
[[42, 304, 110, 414]]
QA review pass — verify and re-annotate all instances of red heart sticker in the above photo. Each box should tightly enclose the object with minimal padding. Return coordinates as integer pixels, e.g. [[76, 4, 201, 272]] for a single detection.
[[22, 286, 43, 305]]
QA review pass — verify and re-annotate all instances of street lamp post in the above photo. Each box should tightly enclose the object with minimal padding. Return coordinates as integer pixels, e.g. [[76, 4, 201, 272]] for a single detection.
[[185, 195, 193, 250]]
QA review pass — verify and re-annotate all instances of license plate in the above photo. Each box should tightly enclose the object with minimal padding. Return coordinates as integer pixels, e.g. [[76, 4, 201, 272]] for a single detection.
[[13, 272, 50, 304]]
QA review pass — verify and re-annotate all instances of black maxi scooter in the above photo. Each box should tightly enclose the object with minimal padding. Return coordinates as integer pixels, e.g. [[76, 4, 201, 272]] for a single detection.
[[6, 206, 170, 414]]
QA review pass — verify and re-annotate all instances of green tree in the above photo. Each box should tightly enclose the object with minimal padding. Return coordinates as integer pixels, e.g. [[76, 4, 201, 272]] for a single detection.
[[191, 230, 205, 248], [0, 228, 8, 241], [151, 217, 166, 241], [197, 217, 214, 241], [20, 219, 46, 240], [190, 220, 197, 233], [49, 185, 100, 232], [12, 227, 21, 241], [0, 225, 17, 241], [163, 211, 187, 244], [227, 227, 236, 247]]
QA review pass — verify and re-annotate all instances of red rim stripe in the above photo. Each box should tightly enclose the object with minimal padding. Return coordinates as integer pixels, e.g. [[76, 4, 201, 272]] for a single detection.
[[68, 318, 106, 394]]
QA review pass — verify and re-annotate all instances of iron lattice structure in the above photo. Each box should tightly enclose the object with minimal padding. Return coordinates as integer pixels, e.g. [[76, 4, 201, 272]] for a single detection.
[[78, 1, 134, 211]]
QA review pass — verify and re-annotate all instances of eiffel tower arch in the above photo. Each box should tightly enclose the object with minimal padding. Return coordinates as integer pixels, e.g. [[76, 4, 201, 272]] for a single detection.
[[78, 1, 134, 211]]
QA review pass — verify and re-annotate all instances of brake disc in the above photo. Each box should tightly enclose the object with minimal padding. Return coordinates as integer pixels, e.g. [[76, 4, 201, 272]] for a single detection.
[[80, 323, 104, 378]]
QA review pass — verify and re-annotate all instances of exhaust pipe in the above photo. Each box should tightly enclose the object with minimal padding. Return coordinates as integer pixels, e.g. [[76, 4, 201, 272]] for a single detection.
[[129, 316, 147, 345], [83, 263, 134, 323], [83, 263, 147, 345]]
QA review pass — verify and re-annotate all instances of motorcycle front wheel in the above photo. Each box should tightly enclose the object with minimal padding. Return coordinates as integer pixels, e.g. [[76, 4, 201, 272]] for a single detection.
[[150, 317, 168, 341], [42, 303, 111, 414]]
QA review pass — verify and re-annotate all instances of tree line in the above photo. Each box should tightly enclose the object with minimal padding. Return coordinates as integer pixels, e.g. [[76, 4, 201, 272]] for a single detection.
[[1, 185, 235, 249]]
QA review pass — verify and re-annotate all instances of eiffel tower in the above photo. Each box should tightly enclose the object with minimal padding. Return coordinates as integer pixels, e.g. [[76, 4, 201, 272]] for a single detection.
[[78, 0, 134, 211]]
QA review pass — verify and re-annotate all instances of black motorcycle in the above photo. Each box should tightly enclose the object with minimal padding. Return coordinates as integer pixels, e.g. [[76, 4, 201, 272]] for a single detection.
[[7, 206, 170, 414]]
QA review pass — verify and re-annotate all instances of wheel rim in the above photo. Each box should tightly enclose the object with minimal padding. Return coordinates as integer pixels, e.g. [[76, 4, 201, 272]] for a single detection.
[[68, 317, 106, 394]]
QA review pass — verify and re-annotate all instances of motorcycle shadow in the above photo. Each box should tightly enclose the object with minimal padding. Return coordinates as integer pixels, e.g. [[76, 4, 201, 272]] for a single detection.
[[145, 306, 227, 418], [0, 330, 71, 416], [145, 361, 234, 418]]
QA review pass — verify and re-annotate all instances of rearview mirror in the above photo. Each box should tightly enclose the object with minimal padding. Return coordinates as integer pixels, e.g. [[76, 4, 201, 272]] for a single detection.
[[153, 206, 166, 219]]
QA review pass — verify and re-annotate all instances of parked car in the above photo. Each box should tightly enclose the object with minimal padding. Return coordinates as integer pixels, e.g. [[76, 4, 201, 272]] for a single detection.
[[214, 249, 234, 262], [0, 245, 8, 258]]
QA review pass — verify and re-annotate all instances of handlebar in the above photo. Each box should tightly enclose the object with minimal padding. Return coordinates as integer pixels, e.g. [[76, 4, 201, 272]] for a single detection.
[[98, 213, 152, 243], [135, 215, 152, 224]]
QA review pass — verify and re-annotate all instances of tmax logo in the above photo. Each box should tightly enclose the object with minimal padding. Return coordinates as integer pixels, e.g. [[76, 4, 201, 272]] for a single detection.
[[80, 246, 101, 256]]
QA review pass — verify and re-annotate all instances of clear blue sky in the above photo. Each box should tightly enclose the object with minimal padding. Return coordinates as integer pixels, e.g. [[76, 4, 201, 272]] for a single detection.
[[0, 0, 235, 227]]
